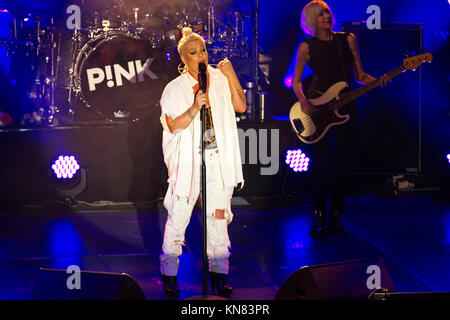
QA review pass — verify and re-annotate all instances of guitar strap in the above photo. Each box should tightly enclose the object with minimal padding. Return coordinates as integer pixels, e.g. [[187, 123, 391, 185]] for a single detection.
[[335, 32, 351, 85]]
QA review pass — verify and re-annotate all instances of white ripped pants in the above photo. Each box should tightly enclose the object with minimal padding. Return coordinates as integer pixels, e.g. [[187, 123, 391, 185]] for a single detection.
[[160, 148, 234, 276]]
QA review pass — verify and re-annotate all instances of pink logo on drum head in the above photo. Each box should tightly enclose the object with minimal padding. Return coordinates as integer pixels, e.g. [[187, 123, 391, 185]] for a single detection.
[[86, 58, 158, 91]]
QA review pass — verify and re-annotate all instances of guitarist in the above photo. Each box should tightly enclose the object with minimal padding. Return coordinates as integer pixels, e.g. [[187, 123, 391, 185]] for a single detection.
[[292, 1, 390, 237]]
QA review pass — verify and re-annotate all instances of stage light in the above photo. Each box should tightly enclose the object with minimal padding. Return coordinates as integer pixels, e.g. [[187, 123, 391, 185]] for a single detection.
[[447, 154, 450, 164], [283, 76, 293, 88], [285, 149, 310, 172], [51, 155, 80, 179], [47, 154, 87, 204]]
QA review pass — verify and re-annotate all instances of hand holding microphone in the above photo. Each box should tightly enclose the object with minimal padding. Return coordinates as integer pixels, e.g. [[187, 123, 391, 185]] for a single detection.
[[196, 62, 209, 110], [194, 91, 208, 110]]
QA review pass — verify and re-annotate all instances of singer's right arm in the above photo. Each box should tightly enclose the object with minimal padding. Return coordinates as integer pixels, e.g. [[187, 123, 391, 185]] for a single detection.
[[165, 91, 206, 134]]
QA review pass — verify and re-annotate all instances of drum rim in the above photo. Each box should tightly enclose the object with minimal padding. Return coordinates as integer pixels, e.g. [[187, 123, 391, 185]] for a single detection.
[[73, 32, 142, 86]]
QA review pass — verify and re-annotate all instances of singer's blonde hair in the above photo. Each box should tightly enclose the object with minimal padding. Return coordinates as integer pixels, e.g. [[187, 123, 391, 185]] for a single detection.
[[300, 1, 336, 36], [177, 27, 205, 56]]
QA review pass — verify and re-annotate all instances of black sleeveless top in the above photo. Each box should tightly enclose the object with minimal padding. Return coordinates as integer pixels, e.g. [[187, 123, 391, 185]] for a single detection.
[[304, 32, 354, 98]]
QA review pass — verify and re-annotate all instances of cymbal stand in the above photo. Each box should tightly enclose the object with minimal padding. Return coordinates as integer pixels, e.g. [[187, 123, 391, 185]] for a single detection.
[[13, 16, 17, 39], [252, 0, 260, 91], [133, 7, 139, 26], [36, 16, 41, 57], [207, 1, 216, 42], [246, 0, 260, 122], [239, 12, 250, 54], [67, 28, 81, 121], [46, 18, 60, 124]]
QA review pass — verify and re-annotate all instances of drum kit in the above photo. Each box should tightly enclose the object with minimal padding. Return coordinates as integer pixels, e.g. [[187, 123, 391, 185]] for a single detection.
[[1, 0, 252, 124]]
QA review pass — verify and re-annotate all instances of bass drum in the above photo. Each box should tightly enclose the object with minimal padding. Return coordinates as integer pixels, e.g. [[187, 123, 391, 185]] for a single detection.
[[73, 32, 169, 122]]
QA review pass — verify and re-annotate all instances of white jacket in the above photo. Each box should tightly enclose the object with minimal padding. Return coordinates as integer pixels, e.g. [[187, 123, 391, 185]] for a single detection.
[[160, 65, 244, 205]]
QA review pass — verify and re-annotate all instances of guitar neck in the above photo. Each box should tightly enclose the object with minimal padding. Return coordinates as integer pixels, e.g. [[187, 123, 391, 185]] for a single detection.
[[337, 66, 405, 108]]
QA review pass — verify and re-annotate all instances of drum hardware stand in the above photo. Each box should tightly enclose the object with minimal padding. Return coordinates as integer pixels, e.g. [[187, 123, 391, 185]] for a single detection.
[[102, 20, 111, 38], [250, 0, 260, 122], [234, 11, 240, 38], [13, 16, 18, 39], [68, 28, 82, 121], [234, 10, 247, 50], [207, 3, 216, 42], [133, 8, 139, 26], [35, 16, 41, 57], [45, 18, 60, 125]]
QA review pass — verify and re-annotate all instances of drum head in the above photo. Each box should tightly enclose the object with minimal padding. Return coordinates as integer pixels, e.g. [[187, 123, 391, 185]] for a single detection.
[[77, 34, 169, 122]]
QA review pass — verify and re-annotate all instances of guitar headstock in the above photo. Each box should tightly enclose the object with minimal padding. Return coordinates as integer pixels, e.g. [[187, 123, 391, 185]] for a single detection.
[[403, 53, 433, 71]]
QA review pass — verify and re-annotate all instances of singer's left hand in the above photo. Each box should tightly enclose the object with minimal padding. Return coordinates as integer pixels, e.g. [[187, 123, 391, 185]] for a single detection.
[[217, 58, 236, 78]]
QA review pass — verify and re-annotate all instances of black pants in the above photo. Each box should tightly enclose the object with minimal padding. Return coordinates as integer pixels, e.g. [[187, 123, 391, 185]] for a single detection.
[[310, 103, 358, 213]]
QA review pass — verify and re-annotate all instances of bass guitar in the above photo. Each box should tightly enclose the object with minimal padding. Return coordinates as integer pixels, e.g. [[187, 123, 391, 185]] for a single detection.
[[289, 53, 433, 144]]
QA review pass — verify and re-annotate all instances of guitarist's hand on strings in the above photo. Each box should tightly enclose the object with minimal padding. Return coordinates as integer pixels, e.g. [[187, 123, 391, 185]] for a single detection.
[[300, 98, 318, 116], [379, 74, 391, 87]]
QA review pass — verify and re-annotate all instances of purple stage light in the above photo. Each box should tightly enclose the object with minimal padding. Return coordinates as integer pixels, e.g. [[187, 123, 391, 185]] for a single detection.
[[283, 76, 293, 88], [51, 155, 80, 179], [285, 149, 310, 172], [447, 154, 450, 163], [47, 154, 87, 203]]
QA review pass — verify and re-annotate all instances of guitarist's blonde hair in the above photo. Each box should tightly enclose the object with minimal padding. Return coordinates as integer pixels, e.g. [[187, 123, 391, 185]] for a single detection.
[[300, 1, 336, 36]]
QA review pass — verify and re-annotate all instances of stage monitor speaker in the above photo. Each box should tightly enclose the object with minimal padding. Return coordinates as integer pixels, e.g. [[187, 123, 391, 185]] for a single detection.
[[31, 268, 146, 300], [275, 257, 395, 300]]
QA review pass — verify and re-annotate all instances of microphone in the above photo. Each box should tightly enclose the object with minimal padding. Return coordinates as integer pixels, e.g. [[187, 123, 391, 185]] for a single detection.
[[198, 63, 207, 113], [198, 62, 207, 93]]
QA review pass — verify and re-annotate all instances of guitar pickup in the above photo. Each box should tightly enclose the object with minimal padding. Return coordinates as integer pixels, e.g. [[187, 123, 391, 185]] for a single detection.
[[293, 119, 305, 134]]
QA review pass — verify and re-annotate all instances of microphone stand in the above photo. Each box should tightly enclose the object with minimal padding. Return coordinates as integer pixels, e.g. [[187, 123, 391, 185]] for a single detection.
[[186, 64, 224, 300], [200, 100, 208, 297]]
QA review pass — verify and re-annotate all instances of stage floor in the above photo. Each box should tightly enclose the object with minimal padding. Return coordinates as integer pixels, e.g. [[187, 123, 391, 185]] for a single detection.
[[1, 195, 449, 300]]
